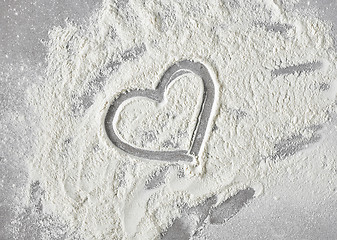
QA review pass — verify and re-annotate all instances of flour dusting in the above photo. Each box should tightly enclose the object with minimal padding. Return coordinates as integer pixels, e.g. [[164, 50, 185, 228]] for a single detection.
[[27, 0, 337, 239]]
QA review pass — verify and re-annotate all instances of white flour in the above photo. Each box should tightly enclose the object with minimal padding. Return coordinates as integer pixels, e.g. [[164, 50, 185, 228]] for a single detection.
[[116, 73, 204, 152], [27, 0, 337, 239]]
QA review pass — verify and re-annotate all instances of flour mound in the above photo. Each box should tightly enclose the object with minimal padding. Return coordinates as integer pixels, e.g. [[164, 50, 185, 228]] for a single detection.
[[28, 0, 337, 239]]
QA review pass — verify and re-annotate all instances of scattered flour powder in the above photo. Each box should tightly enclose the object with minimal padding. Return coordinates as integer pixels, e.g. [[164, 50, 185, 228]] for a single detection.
[[27, 0, 337, 239]]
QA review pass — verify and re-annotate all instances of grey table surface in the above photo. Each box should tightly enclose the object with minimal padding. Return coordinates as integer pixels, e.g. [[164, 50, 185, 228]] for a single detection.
[[1, 0, 337, 239]]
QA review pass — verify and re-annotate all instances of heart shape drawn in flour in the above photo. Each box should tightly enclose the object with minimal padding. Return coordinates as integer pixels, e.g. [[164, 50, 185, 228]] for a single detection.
[[104, 60, 217, 162]]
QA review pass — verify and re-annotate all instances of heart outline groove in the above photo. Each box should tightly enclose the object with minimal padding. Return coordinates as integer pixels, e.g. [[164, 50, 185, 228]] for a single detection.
[[104, 60, 217, 162]]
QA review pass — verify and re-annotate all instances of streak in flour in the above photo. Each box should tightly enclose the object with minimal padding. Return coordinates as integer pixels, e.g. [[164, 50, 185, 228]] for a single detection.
[[104, 60, 218, 162]]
